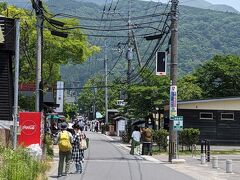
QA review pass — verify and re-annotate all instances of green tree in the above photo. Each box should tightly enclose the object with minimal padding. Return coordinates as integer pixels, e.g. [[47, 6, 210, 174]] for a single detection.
[[78, 75, 123, 116], [194, 55, 240, 98], [0, 4, 100, 110], [64, 103, 78, 121], [125, 70, 169, 119], [178, 74, 203, 101], [0, 5, 100, 86]]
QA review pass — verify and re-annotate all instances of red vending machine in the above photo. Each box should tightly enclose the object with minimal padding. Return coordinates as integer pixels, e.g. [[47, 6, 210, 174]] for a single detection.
[[18, 112, 44, 147]]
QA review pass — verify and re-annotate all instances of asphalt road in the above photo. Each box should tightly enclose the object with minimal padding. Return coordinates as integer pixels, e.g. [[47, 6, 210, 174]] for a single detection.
[[48, 132, 194, 180]]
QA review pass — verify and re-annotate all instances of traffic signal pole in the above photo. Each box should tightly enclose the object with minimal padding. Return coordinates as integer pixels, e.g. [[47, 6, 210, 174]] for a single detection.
[[169, 0, 178, 162]]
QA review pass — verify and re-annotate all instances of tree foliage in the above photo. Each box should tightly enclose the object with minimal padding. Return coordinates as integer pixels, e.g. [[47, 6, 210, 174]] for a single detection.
[[64, 103, 78, 121], [177, 74, 203, 101], [78, 75, 125, 115], [125, 70, 170, 119], [0, 4, 100, 87], [194, 55, 240, 98]]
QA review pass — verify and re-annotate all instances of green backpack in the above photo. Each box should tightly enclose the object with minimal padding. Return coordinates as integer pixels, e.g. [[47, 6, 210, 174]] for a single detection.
[[58, 131, 72, 152]]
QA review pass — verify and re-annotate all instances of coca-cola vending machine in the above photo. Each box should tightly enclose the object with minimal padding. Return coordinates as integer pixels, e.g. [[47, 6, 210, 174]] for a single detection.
[[18, 112, 44, 147]]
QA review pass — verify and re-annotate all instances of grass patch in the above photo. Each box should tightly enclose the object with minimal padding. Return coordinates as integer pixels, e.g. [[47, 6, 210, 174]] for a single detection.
[[0, 145, 50, 180], [210, 149, 240, 155], [152, 145, 240, 156]]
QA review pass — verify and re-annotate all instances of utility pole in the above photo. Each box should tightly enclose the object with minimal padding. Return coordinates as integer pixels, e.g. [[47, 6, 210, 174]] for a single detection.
[[93, 87, 96, 120], [13, 19, 20, 150], [126, 0, 133, 84], [169, 0, 179, 162], [104, 41, 108, 124], [33, 0, 43, 112]]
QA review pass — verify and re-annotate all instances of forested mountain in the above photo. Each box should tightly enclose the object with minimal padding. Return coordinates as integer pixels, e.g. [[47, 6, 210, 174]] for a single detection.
[[46, 0, 240, 87], [73, 0, 106, 5], [181, 0, 239, 13]]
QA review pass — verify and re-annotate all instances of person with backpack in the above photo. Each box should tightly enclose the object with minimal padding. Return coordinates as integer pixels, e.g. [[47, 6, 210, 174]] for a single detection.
[[72, 124, 87, 174], [57, 122, 73, 177], [141, 125, 153, 156]]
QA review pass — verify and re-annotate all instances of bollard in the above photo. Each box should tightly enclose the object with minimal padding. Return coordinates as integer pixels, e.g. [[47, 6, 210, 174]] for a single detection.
[[201, 140, 204, 154], [207, 140, 210, 162], [212, 156, 218, 168], [226, 160, 233, 173], [201, 153, 206, 164]]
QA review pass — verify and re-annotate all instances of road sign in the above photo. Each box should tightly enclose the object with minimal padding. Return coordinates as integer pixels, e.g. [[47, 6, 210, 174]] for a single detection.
[[117, 100, 126, 106], [173, 116, 183, 131]]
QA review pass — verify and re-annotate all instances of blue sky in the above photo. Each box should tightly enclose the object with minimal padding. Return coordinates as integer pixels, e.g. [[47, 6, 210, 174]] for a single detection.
[[145, 0, 240, 12]]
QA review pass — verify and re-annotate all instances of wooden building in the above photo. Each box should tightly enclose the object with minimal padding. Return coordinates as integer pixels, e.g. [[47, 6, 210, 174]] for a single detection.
[[0, 17, 16, 123], [165, 97, 240, 145]]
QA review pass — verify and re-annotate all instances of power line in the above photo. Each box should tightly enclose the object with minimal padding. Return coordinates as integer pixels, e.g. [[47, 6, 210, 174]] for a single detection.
[[53, 12, 169, 22]]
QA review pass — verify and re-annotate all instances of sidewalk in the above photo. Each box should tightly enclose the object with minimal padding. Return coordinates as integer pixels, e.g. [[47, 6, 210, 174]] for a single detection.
[[108, 135, 240, 180]]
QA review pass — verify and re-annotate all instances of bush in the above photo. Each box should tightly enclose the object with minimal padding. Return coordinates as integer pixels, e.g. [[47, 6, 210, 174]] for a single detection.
[[0, 146, 49, 180], [153, 128, 169, 152], [45, 134, 54, 158], [179, 128, 200, 151], [100, 124, 109, 134]]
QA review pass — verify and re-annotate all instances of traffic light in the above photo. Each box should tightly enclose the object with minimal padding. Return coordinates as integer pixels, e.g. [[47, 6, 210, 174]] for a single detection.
[[156, 51, 167, 76]]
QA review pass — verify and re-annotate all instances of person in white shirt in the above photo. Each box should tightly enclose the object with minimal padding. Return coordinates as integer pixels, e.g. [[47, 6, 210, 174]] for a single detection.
[[130, 126, 141, 155]]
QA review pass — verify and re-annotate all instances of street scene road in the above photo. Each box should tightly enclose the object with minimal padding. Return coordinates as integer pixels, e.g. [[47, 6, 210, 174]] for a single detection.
[[2, 1, 240, 180], [48, 132, 194, 180]]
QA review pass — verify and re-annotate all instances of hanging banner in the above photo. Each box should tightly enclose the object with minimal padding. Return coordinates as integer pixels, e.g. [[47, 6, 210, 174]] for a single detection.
[[170, 85, 177, 120], [56, 81, 64, 113], [18, 112, 43, 147]]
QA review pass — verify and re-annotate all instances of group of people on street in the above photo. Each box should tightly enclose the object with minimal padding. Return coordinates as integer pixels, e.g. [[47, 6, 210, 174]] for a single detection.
[[56, 122, 88, 177], [130, 125, 153, 156]]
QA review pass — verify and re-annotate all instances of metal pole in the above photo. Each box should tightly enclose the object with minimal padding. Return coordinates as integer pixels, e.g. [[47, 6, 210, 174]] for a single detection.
[[13, 19, 20, 150], [104, 41, 108, 124], [93, 87, 96, 120], [169, 0, 178, 162], [35, 0, 43, 112], [207, 140, 210, 162]]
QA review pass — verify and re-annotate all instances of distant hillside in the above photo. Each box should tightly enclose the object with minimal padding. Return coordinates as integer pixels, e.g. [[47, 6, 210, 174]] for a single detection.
[[181, 0, 239, 13], [73, 0, 106, 5], [46, 0, 240, 85], [209, 4, 238, 13], [48, 0, 240, 86]]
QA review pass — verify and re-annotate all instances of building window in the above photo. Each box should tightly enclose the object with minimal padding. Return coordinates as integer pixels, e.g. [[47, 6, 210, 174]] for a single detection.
[[221, 113, 234, 120], [200, 112, 213, 120]]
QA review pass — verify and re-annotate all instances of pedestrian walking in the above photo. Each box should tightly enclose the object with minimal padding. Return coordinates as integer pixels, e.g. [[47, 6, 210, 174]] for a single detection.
[[57, 122, 73, 177], [72, 124, 86, 174], [130, 126, 141, 155], [141, 125, 153, 155]]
